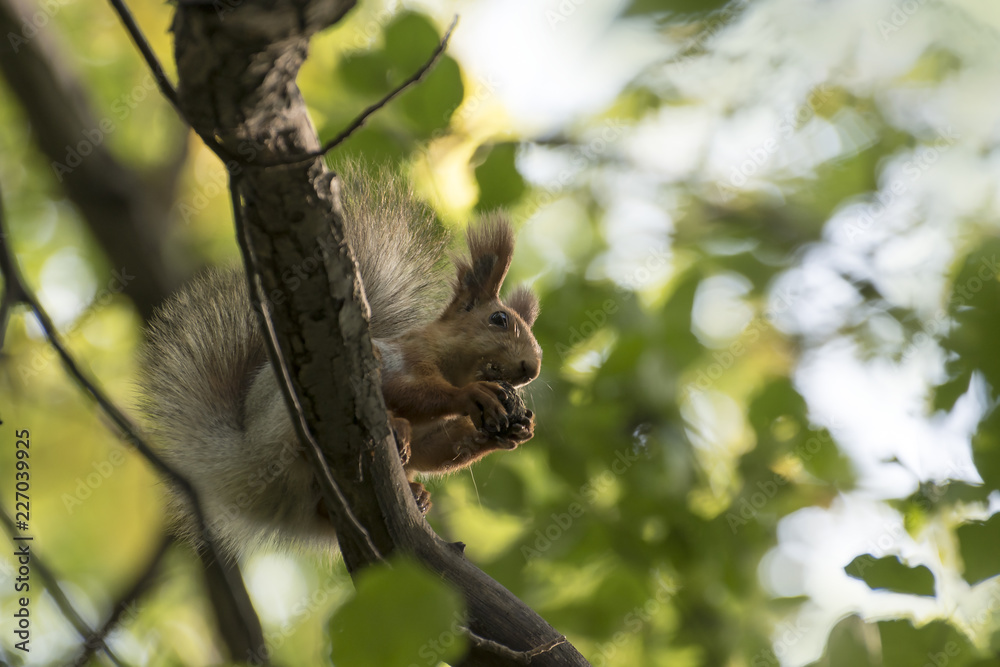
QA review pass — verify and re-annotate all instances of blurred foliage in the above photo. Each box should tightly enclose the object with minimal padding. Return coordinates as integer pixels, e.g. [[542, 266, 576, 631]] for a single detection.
[[473, 143, 526, 212], [1, 0, 1000, 666], [844, 555, 935, 597], [322, 11, 464, 162], [328, 558, 465, 667], [956, 515, 1000, 586]]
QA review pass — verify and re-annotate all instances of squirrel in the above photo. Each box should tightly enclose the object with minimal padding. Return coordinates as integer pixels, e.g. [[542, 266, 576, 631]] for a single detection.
[[137, 163, 542, 555]]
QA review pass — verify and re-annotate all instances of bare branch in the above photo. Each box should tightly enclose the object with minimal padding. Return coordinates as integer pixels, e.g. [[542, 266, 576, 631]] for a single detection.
[[104, 0, 181, 111], [465, 630, 569, 665], [0, 180, 266, 659], [0, 506, 126, 667], [101, 0, 455, 169], [0, 0, 186, 322], [196, 546, 269, 664], [242, 13, 459, 167], [68, 535, 173, 667], [315, 15, 459, 157]]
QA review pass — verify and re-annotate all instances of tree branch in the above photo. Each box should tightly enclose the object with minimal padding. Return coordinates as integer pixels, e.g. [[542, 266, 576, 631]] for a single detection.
[[69, 535, 173, 667], [0, 0, 186, 322], [231, 174, 382, 563], [0, 506, 126, 666], [195, 544, 269, 664], [170, 2, 590, 665], [106, 0, 181, 112], [0, 180, 266, 661], [0, 1, 274, 657]]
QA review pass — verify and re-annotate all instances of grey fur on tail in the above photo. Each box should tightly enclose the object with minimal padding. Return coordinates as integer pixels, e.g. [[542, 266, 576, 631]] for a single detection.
[[337, 161, 452, 339]]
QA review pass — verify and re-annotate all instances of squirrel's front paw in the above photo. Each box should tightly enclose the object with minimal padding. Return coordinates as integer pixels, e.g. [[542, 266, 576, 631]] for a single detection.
[[459, 381, 508, 433], [492, 382, 534, 448], [409, 481, 432, 515]]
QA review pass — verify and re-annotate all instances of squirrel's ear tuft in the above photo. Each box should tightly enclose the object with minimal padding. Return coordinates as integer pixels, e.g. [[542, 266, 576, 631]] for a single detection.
[[506, 285, 540, 327], [451, 213, 514, 308]]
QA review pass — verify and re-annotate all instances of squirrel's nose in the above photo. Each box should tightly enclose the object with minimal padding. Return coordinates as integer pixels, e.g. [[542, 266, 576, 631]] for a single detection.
[[520, 359, 540, 383]]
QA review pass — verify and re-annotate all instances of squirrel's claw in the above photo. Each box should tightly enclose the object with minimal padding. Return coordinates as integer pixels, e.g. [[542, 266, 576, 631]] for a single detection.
[[496, 411, 534, 448], [463, 381, 508, 433], [391, 414, 413, 466], [410, 481, 432, 515]]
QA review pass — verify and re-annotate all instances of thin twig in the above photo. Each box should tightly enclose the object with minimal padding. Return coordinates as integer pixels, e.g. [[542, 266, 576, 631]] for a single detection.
[[197, 546, 269, 665], [316, 15, 459, 156], [0, 181, 265, 654], [104, 0, 181, 112], [0, 223, 25, 316], [214, 14, 459, 169], [68, 535, 173, 667], [0, 281, 13, 348], [228, 174, 383, 563], [0, 507, 126, 667], [463, 628, 568, 665], [102, 0, 245, 167], [525, 636, 568, 661], [104, 0, 456, 170]]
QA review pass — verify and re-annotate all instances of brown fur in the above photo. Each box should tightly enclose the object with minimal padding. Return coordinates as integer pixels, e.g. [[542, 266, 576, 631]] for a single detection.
[[380, 214, 541, 498]]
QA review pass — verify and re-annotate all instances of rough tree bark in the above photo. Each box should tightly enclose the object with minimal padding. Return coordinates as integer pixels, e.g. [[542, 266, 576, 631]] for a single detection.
[[171, 1, 590, 666]]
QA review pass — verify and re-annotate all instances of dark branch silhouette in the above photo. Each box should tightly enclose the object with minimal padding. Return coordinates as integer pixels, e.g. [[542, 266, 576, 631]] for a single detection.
[[68, 535, 173, 667], [0, 0, 187, 322], [0, 181, 267, 662], [0, 506, 125, 666]]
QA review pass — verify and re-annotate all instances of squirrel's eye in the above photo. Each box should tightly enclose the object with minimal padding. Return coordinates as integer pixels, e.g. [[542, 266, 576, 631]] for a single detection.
[[489, 311, 509, 328]]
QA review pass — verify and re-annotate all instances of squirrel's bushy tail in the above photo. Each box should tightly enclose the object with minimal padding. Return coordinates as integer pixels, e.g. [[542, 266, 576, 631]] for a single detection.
[[137, 267, 298, 553], [336, 161, 452, 340]]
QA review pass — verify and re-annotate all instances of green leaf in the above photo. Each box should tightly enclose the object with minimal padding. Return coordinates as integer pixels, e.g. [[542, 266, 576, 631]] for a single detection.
[[844, 555, 935, 596], [475, 463, 527, 514], [474, 143, 527, 211], [328, 558, 465, 666], [340, 51, 393, 96], [623, 0, 731, 17], [937, 238, 1000, 410], [957, 514, 1000, 585], [933, 372, 973, 413], [971, 408, 1000, 494], [805, 615, 879, 667], [799, 143, 880, 220], [384, 12, 442, 69], [878, 620, 975, 667], [396, 56, 464, 135]]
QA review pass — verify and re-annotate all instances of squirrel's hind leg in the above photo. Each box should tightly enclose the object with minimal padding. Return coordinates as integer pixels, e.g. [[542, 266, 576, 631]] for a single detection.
[[389, 413, 432, 514], [390, 412, 413, 465]]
